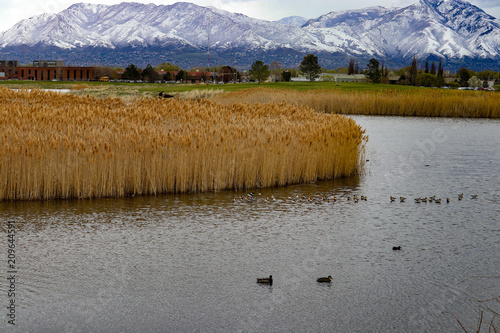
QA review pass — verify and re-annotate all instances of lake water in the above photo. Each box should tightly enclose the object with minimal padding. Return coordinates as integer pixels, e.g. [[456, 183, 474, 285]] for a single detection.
[[1, 116, 499, 333]]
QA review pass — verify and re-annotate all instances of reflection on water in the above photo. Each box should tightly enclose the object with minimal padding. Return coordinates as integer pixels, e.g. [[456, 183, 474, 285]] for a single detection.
[[1, 116, 499, 332]]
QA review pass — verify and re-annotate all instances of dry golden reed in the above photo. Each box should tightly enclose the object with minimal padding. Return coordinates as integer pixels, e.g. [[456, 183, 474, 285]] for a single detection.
[[0, 87, 366, 200], [211, 88, 500, 118]]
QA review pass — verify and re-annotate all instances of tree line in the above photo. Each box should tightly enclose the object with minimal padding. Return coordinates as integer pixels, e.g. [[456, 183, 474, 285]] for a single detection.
[[93, 55, 500, 88], [364, 55, 500, 88]]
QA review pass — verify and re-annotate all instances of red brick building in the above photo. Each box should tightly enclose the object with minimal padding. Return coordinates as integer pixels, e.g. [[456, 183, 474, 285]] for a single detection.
[[0, 60, 94, 81], [15, 66, 94, 81]]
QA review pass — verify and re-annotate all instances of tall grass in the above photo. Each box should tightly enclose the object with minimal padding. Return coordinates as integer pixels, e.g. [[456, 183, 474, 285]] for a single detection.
[[211, 88, 500, 118], [0, 87, 366, 200]]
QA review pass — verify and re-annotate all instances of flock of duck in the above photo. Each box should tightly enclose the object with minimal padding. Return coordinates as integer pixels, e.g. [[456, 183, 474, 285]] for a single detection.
[[391, 193, 477, 203], [256, 275, 332, 286], [233, 192, 478, 205], [232, 193, 369, 204], [247, 192, 478, 286]]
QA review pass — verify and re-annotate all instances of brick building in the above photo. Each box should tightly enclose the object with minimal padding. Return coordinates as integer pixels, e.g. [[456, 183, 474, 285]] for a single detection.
[[0, 60, 19, 80], [0, 60, 94, 81], [15, 66, 94, 81]]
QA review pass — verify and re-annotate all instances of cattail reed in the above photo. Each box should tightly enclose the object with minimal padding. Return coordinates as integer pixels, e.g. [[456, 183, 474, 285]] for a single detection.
[[0, 87, 367, 200], [211, 88, 500, 118]]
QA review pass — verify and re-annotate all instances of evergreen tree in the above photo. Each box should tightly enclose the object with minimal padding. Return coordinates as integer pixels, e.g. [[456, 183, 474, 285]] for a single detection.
[[437, 59, 444, 77], [141, 64, 157, 83], [430, 61, 437, 75], [365, 58, 381, 84], [381, 61, 385, 82], [249, 60, 270, 84], [300, 54, 322, 82], [175, 69, 188, 83], [282, 70, 292, 82], [123, 63, 140, 81], [425, 59, 429, 73], [163, 72, 173, 81], [409, 56, 418, 86]]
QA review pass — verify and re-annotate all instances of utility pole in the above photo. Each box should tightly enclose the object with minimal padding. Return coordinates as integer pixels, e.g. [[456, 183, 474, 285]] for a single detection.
[[207, 10, 211, 85]]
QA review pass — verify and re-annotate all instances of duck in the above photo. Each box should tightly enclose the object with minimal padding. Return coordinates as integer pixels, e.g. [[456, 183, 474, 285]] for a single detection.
[[257, 275, 273, 285], [446, 198, 450, 203], [317, 275, 332, 283], [400, 197, 406, 202], [390, 196, 396, 202], [458, 193, 464, 200], [392, 246, 402, 250], [471, 194, 478, 199]]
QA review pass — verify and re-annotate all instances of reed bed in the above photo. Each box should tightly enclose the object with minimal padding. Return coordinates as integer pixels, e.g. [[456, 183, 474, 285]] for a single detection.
[[0, 87, 366, 200], [177, 88, 224, 101], [211, 88, 500, 118]]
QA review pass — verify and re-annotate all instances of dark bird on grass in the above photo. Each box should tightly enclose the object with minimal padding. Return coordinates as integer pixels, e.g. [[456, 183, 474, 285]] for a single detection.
[[393, 246, 402, 250], [317, 275, 332, 283], [257, 275, 273, 285]]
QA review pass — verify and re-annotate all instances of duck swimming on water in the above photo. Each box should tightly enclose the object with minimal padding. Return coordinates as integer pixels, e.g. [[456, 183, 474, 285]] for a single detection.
[[257, 275, 273, 285], [317, 275, 332, 283]]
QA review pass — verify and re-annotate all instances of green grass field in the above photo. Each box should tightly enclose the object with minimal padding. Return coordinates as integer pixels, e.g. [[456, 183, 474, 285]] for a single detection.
[[0, 79, 424, 99]]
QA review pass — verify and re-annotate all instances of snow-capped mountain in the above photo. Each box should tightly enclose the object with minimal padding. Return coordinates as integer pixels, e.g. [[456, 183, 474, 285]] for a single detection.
[[275, 16, 308, 27], [0, 0, 499, 69], [303, 0, 500, 61]]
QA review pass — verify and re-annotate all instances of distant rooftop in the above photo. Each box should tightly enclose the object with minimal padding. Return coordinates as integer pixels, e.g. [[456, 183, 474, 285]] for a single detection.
[[33, 60, 64, 67]]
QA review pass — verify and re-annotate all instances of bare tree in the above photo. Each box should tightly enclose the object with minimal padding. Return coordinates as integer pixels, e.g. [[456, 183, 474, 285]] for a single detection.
[[348, 58, 356, 75], [270, 61, 282, 82]]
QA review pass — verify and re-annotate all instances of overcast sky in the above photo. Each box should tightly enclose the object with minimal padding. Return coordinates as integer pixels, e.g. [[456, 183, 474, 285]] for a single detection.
[[1, 0, 499, 32]]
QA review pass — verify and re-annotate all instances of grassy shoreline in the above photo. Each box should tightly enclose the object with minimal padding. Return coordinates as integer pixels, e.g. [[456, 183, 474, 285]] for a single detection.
[[2, 80, 498, 118], [211, 88, 500, 118]]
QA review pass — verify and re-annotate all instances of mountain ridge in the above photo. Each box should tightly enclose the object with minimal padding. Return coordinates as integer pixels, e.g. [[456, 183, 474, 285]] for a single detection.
[[1, 0, 499, 70]]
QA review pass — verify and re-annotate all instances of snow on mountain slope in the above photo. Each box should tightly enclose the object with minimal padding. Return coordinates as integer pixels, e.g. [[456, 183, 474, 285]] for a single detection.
[[0, 0, 499, 65], [275, 16, 308, 27]]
